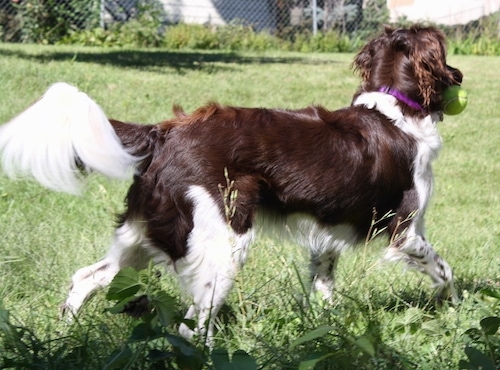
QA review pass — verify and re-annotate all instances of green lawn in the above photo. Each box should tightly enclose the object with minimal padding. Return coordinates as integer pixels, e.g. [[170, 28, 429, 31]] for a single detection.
[[0, 43, 499, 369]]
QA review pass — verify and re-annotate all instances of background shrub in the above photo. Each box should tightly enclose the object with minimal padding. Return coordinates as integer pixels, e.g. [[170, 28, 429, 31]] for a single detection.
[[17, 0, 99, 44]]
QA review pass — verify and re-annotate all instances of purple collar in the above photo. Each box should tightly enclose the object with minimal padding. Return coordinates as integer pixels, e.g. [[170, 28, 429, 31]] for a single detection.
[[378, 86, 423, 111]]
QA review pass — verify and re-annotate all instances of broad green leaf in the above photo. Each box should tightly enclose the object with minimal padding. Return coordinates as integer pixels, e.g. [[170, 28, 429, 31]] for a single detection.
[[290, 325, 336, 348], [230, 350, 257, 370], [298, 352, 334, 370], [129, 322, 162, 342], [166, 334, 199, 356], [106, 267, 142, 301], [211, 349, 231, 369], [351, 335, 375, 357], [458, 359, 473, 369], [0, 306, 15, 337], [212, 349, 257, 370], [104, 295, 138, 315], [103, 346, 133, 370], [166, 334, 203, 369], [464, 346, 496, 370], [150, 290, 177, 327], [464, 328, 483, 341], [479, 287, 500, 300], [480, 316, 500, 335], [148, 349, 173, 362]]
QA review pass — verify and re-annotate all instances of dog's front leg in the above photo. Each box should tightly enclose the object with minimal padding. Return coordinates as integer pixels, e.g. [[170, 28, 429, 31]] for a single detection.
[[385, 228, 458, 303], [61, 220, 150, 317]]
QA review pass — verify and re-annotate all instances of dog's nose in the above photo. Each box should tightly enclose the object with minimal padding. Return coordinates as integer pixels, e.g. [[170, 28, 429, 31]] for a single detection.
[[448, 65, 463, 85]]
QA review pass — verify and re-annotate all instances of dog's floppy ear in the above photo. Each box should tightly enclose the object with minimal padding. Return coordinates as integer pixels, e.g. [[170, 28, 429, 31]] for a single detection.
[[352, 26, 393, 82], [352, 41, 373, 82], [404, 26, 462, 109], [408, 27, 449, 106]]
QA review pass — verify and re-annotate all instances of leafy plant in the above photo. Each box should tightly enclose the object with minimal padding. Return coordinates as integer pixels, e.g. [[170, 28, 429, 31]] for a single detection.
[[60, 0, 165, 47], [459, 287, 500, 370], [103, 265, 258, 369], [17, 0, 100, 44]]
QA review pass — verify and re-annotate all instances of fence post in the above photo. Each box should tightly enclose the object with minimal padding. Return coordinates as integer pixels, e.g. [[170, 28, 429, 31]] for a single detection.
[[312, 0, 317, 35], [100, 0, 105, 28]]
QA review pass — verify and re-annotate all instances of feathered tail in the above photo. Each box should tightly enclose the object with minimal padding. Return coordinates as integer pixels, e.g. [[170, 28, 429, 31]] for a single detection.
[[0, 83, 142, 194]]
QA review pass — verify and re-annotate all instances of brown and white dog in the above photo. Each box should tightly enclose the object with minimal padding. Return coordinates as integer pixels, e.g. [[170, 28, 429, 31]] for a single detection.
[[0, 25, 462, 340]]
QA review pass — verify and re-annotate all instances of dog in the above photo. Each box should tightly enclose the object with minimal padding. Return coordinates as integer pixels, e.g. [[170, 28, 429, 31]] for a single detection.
[[0, 25, 462, 341]]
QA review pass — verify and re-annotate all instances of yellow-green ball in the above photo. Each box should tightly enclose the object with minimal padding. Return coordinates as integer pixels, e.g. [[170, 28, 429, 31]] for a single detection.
[[443, 86, 468, 115]]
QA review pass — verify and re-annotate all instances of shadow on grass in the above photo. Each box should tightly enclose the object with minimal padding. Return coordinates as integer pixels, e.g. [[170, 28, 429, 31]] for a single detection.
[[352, 275, 499, 314], [1, 48, 342, 74]]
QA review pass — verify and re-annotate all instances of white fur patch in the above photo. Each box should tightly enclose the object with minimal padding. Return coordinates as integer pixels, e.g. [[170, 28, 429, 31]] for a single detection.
[[176, 185, 254, 339], [353, 92, 406, 124], [178, 186, 254, 294], [286, 215, 357, 256], [0, 82, 139, 193]]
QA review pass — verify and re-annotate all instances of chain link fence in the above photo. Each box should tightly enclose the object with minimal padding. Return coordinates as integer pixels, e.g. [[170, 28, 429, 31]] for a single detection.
[[0, 0, 498, 45], [158, 0, 376, 35]]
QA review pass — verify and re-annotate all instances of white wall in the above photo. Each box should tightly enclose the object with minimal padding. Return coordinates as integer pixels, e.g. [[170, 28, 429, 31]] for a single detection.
[[388, 0, 500, 25], [160, 0, 225, 25]]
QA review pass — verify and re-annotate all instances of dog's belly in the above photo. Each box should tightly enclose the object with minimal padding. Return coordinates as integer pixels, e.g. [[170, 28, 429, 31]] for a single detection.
[[255, 211, 360, 254]]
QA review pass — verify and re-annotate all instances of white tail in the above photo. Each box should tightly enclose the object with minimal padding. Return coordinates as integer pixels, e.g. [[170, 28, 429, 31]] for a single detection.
[[0, 83, 139, 194]]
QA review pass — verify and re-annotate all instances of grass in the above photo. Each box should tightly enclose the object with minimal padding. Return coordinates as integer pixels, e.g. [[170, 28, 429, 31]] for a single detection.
[[0, 42, 499, 369]]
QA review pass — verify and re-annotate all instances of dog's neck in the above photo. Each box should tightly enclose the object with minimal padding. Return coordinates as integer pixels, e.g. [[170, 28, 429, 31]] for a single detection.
[[353, 91, 405, 123], [378, 86, 422, 111]]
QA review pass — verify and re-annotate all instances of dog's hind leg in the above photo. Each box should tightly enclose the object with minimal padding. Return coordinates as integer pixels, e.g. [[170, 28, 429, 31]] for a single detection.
[[309, 251, 340, 301], [302, 221, 357, 301], [61, 219, 157, 316], [177, 185, 254, 344], [176, 249, 249, 344]]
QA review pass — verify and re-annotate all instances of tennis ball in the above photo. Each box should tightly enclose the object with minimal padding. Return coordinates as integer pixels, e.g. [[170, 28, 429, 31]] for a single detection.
[[442, 85, 468, 115]]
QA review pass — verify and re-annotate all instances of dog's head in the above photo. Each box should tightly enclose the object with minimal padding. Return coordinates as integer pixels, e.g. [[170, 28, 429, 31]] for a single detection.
[[353, 25, 463, 114]]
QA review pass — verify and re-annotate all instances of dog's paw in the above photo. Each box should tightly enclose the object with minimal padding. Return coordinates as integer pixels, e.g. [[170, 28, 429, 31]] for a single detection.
[[178, 322, 195, 340], [436, 281, 459, 305], [59, 302, 77, 321]]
